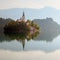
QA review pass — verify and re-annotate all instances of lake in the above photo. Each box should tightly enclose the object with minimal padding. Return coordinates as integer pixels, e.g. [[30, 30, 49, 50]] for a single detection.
[[0, 31, 60, 60]]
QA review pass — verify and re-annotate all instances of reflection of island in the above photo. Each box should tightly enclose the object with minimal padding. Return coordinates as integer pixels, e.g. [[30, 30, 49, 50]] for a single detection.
[[33, 18, 60, 41], [0, 31, 39, 50]]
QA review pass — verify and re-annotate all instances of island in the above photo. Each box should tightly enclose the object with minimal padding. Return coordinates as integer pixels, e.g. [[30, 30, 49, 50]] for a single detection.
[[4, 12, 40, 40]]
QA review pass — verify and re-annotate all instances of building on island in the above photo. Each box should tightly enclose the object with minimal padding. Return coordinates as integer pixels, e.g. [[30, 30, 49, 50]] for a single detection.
[[16, 12, 25, 22]]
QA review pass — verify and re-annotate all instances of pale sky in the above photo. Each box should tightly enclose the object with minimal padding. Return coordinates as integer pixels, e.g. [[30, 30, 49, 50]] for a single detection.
[[0, 0, 60, 9]]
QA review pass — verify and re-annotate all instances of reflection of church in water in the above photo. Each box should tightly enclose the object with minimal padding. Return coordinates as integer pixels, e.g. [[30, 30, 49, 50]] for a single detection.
[[17, 39, 25, 50]]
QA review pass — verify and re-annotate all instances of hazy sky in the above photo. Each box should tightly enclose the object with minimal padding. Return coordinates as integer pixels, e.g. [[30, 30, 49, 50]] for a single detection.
[[0, 0, 60, 9]]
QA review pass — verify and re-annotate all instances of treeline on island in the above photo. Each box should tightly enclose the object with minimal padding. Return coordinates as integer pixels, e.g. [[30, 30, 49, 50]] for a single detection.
[[0, 17, 40, 40], [0, 18, 14, 34]]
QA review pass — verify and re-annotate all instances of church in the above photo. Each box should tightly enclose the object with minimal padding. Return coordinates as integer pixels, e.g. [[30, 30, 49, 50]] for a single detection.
[[16, 12, 25, 22]]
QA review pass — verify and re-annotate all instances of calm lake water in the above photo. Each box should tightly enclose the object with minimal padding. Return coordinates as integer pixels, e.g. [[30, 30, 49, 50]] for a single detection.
[[0, 32, 60, 60]]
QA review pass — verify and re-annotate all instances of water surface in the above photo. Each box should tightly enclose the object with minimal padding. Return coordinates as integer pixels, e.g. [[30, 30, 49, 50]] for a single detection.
[[0, 30, 60, 60]]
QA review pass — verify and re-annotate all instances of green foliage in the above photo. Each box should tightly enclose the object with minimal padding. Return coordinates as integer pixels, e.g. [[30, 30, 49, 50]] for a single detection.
[[4, 19, 40, 40], [4, 20, 30, 35]]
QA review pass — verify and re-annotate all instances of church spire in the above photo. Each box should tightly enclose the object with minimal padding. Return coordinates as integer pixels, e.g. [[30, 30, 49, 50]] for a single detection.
[[23, 11, 25, 16], [21, 11, 25, 21], [16, 11, 26, 22]]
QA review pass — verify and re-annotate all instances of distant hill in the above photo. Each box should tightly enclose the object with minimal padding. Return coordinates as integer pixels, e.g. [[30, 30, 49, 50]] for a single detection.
[[33, 18, 60, 41], [0, 7, 60, 24]]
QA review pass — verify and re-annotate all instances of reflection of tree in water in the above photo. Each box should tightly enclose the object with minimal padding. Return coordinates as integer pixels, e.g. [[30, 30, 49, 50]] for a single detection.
[[4, 31, 39, 50]]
